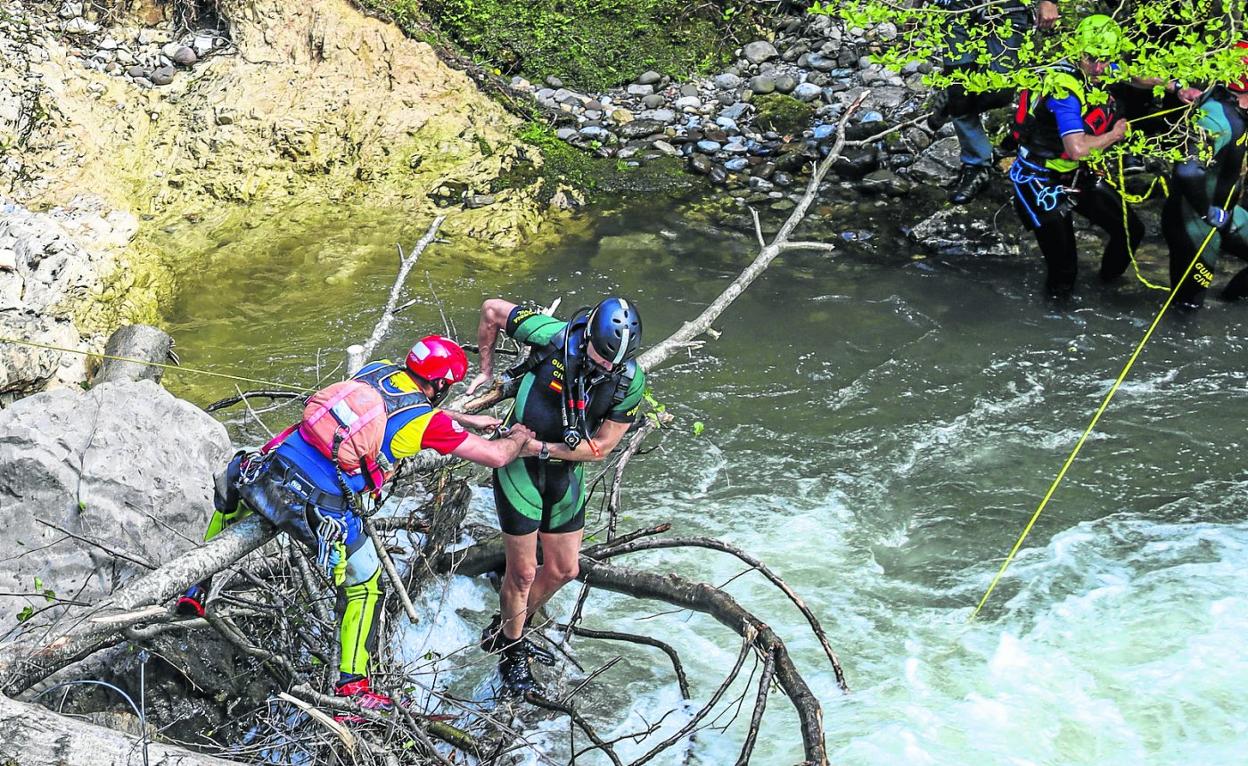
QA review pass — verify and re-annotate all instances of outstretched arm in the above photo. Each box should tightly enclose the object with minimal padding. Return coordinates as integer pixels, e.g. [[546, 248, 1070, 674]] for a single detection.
[[465, 298, 518, 395], [525, 419, 633, 463], [450, 426, 534, 469]]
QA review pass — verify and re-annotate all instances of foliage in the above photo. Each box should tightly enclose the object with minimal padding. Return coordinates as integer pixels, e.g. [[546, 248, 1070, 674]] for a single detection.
[[808, 0, 1248, 164], [416, 0, 745, 91], [753, 93, 815, 135]]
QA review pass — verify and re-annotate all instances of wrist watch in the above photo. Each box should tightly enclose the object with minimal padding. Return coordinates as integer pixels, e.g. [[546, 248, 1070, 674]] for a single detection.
[[537, 442, 550, 461]]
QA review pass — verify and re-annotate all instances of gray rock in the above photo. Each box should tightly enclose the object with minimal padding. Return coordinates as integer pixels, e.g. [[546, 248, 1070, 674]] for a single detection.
[[637, 109, 675, 123], [584, 110, 604, 121], [907, 135, 962, 185], [0, 381, 231, 625], [859, 168, 912, 196], [97, 36, 120, 51], [742, 40, 779, 65], [674, 96, 701, 110], [126, 65, 150, 80], [806, 53, 837, 72], [641, 94, 665, 109], [627, 83, 655, 96], [724, 157, 749, 172], [696, 140, 722, 153], [773, 74, 798, 94], [585, 99, 605, 111], [720, 102, 750, 121], [748, 176, 775, 191], [556, 127, 578, 140], [579, 125, 610, 140], [615, 119, 666, 140], [688, 154, 714, 175], [722, 142, 748, 154], [149, 66, 175, 86], [161, 42, 184, 59], [708, 166, 728, 184], [465, 194, 496, 208], [904, 127, 931, 152], [536, 88, 555, 101], [749, 76, 776, 95], [652, 140, 679, 156], [58, 1, 83, 18], [171, 46, 197, 66], [637, 70, 662, 85], [546, 75, 564, 88], [909, 206, 1020, 257], [715, 116, 739, 132], [714, 73, 743, 90], [679, 83, 699, 98], [61, 17, 98, 34], [792, 83, 822, 102]]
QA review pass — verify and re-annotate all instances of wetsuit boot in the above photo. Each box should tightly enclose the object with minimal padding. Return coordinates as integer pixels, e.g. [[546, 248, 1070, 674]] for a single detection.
[[499, 642, 543, 697], [333, 674, 394, 722]]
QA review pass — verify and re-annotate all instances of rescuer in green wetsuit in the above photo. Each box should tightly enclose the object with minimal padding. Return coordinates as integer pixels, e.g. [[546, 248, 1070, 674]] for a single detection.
[[465, 297, 646, 696], [1164, 58, 1248, 308]]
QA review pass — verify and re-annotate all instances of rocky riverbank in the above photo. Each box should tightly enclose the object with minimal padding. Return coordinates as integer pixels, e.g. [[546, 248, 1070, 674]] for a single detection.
[[0, 0, 554, 398], [508, 11, 959, 202]]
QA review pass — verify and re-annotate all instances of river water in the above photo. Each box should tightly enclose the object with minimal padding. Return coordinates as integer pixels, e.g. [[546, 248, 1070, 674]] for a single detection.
[[161, 194, 1248, 765]]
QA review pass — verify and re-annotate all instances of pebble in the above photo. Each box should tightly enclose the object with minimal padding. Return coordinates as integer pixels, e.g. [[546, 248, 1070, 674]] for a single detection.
[[641, 94, 665, 109], [720, 103, 749, 121], [637, 108, 675, 123], [546, 75, 563, 88], [696, 140, 722, 153], [773, 74, 798, 94], [637, 70, 662, 85], [714, 73, 742, 90], [171, 46, 197, 66], [626, 84, 654, 96], [724, 158, 748, 171], [688, 154, 714, 174], [193, 35, 216, 57], [674, 96, 701, 110]]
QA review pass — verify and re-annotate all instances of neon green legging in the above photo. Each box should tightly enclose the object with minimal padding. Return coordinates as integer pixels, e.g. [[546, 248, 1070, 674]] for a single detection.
[[202, 500, 385, 677]]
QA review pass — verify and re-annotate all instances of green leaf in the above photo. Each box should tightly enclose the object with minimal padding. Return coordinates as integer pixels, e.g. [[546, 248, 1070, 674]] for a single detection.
[[43, 589, 55, 603], [33, 577, 42, 591], [692, 421, 705, 436], [17, 606, 34, 623]]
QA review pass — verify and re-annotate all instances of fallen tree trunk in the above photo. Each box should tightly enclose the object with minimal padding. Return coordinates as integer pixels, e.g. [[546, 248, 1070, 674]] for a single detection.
[[0, 692, 245, 765], [0, 516, 275, 697], [435, 539, 828, 765]]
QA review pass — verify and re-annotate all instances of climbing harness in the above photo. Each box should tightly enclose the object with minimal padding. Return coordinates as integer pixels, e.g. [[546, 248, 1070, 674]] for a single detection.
[[970, 183, 1238, 620]]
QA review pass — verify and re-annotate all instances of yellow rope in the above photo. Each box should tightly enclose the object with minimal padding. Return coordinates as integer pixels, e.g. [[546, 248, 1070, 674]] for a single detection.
[[1106, 152, 1170, 291], [969, 184, 1233, 621], [0, 336, 312, 392]]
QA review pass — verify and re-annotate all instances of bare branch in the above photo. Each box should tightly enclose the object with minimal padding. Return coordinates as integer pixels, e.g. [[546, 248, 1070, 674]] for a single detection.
[[735, 648, 776, 766], [563, 625, 690, 698], [359, 216, 446, 361]]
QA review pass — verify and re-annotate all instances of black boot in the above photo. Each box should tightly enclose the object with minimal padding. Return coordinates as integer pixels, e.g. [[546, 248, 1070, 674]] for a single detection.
[[499, 644, 543, 697], [949, 164, 990, 205]]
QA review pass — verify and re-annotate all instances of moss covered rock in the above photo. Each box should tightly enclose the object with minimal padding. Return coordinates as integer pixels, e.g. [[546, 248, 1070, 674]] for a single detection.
[[414, 0, 731, 91], [753, 93, 814, 136]]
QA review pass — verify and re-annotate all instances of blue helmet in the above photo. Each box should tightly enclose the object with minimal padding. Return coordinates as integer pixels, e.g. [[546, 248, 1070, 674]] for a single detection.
[[586, 297, 642, 365]]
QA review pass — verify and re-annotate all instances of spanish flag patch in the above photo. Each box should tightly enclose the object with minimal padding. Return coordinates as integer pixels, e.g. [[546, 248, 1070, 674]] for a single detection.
[[549, 380, 563, 393]]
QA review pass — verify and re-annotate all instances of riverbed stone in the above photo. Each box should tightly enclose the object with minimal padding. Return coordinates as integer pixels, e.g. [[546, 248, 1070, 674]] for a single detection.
[[714, 73, 743, 90], [171, 46, 197, 66], [806, 53, 836, 72], [675, 96, 701, 110], [641, 94, 665, 109], [616, 119, 665, 140], [743, 40, 779, 65], [610, 108, 635, 124], [149, 66, 175, 86], [638, 70, 662, 85], [688, 154, 714, 174], [696, 140, 722, 153], [749, 76, 776, 95], [792, 82, 822, 102], [772, 74, 798, 94], [637, 108, 675, 123], [627, 83, 654, 96]]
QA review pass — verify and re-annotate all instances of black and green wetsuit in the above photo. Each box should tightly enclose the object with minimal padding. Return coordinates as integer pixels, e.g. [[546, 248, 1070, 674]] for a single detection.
[[494, 305, 646, 535], [1163, 86, 1248, 307]]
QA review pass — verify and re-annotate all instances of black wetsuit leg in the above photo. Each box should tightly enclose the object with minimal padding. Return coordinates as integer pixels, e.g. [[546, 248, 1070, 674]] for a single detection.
[[1071, 175, 1144, 283], [1162, 193, 1215, 307], [1012, 164, 1079, 296]]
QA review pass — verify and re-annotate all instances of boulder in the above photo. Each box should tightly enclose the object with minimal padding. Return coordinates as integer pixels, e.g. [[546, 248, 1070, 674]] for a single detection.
[[0, 381, 231, 625], [742, 41, 779, 65]]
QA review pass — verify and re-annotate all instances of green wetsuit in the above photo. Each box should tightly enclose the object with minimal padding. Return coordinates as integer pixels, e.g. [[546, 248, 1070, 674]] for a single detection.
[[493, 305, 646, 535], [1164, 87, 1248, 307]]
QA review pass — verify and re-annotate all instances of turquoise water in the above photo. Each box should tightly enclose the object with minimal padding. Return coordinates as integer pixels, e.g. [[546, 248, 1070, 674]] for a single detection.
[[164, 195, 1248, 764]]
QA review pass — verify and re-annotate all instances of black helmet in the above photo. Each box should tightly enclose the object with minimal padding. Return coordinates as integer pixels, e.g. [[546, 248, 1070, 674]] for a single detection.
[[586, 297, 642, 365]]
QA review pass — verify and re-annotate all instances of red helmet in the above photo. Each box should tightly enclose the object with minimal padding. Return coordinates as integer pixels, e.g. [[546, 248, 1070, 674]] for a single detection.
[[405, 335, 468, 386], [1230, 41, 1248, 94]]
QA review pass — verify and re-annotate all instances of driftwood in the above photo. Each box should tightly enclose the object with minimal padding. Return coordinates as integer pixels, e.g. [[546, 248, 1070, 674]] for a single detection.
[[0, 691, 245, 765], [92, 324, 174, 386]]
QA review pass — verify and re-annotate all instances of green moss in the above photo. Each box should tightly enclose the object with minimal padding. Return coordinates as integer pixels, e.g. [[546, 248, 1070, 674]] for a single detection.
[[753, 93, 814, 136], [495, 121, 690, 203], [377, 0, 746, 92]]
